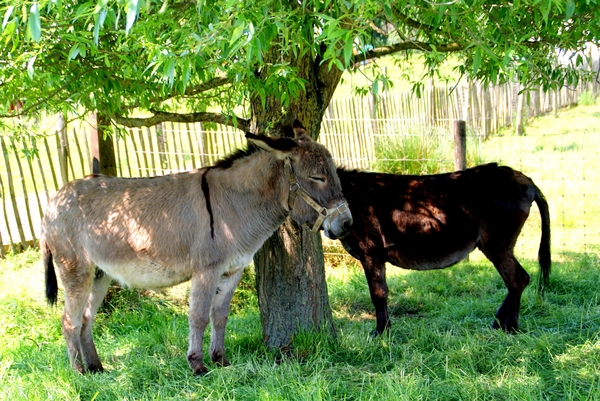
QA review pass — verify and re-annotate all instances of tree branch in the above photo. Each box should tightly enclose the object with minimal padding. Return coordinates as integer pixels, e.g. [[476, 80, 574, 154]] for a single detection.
[[351, 41, 463, 66], [111, 110, 250, 132], [148, 75, 231, 107], [181, 76, 231, 98], [390, 6, 439, 34], [118, 75, 232, 110]]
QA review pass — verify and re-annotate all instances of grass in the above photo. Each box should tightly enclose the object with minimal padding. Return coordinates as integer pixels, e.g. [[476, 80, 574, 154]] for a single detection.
[[334, 54, 462, 99], [1, 248, 600, 400], [370, 127, 484, 175], [477, 99, 600, 255], [2, 100, 600, 400]]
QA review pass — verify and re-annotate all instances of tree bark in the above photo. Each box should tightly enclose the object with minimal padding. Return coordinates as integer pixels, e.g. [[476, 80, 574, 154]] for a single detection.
[[254, 219, 334, 347], [252, 49, 344, 348]]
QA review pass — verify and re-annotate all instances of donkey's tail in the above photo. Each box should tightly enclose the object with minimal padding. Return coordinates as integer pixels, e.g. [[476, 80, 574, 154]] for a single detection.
[[41, 237, 58, 306], [534, 184, 551, 296]]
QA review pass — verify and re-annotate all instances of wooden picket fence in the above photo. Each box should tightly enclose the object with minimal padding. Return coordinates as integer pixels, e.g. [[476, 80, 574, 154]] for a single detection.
[[1, 78, 599, 255]]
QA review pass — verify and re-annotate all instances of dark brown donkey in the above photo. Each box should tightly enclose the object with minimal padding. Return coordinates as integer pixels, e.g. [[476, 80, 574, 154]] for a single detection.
[[336, 163, 551, 336], [41, 124, 352, 375]]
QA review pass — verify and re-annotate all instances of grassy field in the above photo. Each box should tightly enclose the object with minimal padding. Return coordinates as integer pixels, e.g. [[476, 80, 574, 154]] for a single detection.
[[334, 54, 461, 98], [1, 101, 600, 400]]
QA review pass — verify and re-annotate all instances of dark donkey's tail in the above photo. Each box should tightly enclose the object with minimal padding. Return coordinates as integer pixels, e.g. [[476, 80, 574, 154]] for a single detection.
[[534, 184, 552, 296], [41, 237, 58, 306]]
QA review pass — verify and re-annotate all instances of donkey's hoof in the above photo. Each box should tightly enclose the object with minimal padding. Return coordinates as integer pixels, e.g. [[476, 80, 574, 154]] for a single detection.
[[492, 319, 519, 334], [211, 351, 230, 367], [193, 365, 209, 376], [370, 329, 381, 339], [188, 352, 208, 375], [87, 364, 105, 374]]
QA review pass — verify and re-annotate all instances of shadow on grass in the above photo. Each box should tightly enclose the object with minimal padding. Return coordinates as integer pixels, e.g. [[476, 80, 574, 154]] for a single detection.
[[328, 250, 600, 337]]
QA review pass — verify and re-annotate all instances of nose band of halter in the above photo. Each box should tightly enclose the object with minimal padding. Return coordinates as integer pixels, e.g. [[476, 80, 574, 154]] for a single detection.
[[284, 159, 349, 233]]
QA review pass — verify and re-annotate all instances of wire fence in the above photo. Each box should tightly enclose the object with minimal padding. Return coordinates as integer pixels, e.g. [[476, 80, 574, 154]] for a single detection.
[[1, 78, 599, 257]]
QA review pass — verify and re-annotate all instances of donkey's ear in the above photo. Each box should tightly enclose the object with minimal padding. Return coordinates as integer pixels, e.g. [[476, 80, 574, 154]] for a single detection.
[[292, 119, 308, 139], [281, 125, 295, 139], [246, 133, 298, 158]]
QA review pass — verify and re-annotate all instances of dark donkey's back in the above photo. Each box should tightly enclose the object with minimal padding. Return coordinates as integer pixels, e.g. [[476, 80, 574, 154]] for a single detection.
[[337, 163, 551, 335]]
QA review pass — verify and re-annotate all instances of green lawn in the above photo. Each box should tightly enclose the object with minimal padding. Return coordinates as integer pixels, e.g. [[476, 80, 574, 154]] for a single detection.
[[334, 54, 461, 98], [1, 247, 599, 400]]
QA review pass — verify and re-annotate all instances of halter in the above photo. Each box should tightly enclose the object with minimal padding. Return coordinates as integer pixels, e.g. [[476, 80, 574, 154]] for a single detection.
[[284, 158, 349, 233]]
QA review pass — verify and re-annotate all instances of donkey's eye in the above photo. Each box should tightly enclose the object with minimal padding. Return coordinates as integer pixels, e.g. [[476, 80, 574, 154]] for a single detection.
[[310, 175, 326, 183]]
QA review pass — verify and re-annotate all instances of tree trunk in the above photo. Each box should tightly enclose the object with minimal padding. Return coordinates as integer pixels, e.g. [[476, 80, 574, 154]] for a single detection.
[[251, 49, 344, 348], [254, 219, 334, 347]]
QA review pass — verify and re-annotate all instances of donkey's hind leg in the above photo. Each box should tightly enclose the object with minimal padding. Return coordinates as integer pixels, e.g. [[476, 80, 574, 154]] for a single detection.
[[187, 268, 220, 375], [484, 249, 530, 333], [80, 269, 111, 373], [58, 259, 95, 373], [209, 268, 245, 367]]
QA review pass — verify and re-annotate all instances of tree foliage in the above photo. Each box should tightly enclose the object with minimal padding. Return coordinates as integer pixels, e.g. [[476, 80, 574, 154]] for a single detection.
[[1, 0, 598, 129]]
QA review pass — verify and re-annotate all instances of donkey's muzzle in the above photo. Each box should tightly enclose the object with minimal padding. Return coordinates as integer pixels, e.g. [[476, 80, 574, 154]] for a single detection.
[[322, 201, 353, 240]]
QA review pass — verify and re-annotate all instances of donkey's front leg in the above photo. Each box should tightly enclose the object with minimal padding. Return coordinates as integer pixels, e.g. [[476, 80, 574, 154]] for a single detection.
[[362, 257, 391, 337], [209, 268, 245, 367], [187, 271, 218, 375]]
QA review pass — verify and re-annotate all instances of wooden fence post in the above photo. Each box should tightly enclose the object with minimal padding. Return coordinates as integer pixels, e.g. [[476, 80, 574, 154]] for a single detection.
[[156, 123, 168, 173], [197, 123, 207, 167], [515, 87, 525, 136], [57, 113, 69, 186], [453, 120, 467, 171], [0, 137, 27, 250], [89, 112, 117, 176], [428, 77, 436, 127], [369, 92, 379, 136]]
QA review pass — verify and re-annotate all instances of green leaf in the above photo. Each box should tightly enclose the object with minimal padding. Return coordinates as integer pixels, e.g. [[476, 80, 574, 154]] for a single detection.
[[181, 60, 191, 91], [472, 47, 482, 75], [502, 49, 513, 67], [94, 8, 108, 45], [343, 36, 353, 67], [26, 55, 36, 79], [230, 20, 245, 46], [126, 0, 140, 34], [2, 5, 14, 31], [382, 3, 392, 18], [68, 43, 80, 60], [163, 58, 175, 87], [2, 20, 15, 41], [26, 3, 41, 42], [565, 0, 575, 19], [541, 0, 551, 25], [331, 58, 344, 71], [74, 2, 93, 20]]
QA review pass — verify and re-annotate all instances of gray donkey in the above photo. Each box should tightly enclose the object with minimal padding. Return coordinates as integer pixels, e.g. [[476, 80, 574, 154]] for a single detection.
[[41, 122, 353, 375]]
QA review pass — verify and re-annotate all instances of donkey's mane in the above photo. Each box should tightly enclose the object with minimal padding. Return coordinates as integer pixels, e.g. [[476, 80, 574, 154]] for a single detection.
[[213, 144, 261, 169]]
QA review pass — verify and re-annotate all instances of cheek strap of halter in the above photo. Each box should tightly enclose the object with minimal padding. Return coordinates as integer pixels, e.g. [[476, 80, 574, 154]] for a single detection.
[[284, 159, 349, 233]]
